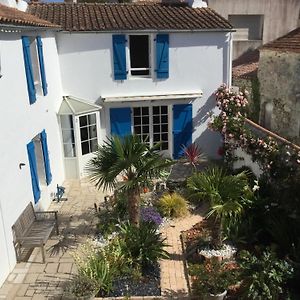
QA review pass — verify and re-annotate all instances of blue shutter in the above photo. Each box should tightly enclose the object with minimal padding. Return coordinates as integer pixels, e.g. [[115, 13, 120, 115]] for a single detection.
[[36, 37, 48, 96], [113, 35, 127, 80], [173, 104, 193, 159], [27, 141, 41, 203], [40, 130, 52, 185], [22, 36, 36, 104], [110, 108, 132, 138], [156, 34, 169, 79]]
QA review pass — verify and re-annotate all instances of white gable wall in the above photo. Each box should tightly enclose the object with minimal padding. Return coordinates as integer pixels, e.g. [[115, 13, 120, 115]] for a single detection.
[[57, 31, 232, 158], [0, 31, 64, 286]]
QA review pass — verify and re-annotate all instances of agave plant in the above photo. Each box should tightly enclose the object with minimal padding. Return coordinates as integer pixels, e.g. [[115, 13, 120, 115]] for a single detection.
[[187, 167, 254, 246]]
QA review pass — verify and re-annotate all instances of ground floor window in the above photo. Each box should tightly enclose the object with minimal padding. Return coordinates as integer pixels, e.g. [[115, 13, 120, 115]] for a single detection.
[[60, 115, 76, 157], [33, 134, 46, 186], [79, 113, 98, 155], [133, 105, 169, 151]]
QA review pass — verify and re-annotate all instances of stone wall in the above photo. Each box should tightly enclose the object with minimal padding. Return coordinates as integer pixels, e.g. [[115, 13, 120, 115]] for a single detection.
[[258, 50, 300, 144]]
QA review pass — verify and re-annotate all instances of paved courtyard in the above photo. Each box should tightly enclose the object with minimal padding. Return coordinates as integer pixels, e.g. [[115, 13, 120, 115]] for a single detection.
[[0, 179, 203, 300]]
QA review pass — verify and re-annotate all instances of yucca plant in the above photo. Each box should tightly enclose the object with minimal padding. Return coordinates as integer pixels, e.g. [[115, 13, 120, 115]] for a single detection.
[[187, 167, 254, 246]]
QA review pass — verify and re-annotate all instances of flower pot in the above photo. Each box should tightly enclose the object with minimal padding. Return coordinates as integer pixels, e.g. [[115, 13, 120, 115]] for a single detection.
[[205, 290, 227, 300]]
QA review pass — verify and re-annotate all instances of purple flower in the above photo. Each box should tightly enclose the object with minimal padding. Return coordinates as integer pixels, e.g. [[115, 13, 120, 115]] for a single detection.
[[140, 206, 163, 227]]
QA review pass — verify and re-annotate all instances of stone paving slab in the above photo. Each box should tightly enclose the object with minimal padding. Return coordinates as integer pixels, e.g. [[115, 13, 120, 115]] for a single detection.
[[0, 178, 204, 299]]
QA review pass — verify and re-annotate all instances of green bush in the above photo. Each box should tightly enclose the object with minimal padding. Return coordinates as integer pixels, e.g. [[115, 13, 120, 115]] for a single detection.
[[72, 240, 120, 294], [117, 221, 169, 269], [238, 250, 293, 300], [64, 274, 98, 298], [158, 192, 189, 218]]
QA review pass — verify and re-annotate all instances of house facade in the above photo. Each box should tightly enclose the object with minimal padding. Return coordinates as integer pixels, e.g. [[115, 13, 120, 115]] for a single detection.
[[206, 0, 300, 59], [0, 3, 65, 286], [0, 1, 233, 286]]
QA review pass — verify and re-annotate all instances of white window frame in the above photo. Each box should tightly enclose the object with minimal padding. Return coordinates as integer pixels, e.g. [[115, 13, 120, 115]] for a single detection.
[[127, 34, 152, 79], [78, 112, 99, 156], [29, 37, 42, 96], [132, 105, 171, 155]]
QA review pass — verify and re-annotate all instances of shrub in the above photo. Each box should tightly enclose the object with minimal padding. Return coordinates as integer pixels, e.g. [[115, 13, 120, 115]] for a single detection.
[[238, 250, 293, 300], [189, 258, 238, 296], [117, 221, 169, 269], [64, 274, 98, 298], [158, 192, 189, 218], [140, 206, 163, 227], [72, 240, 119, 294]]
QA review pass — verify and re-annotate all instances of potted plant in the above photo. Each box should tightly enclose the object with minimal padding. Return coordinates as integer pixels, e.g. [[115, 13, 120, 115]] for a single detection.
[[189, 257, 238, 300]]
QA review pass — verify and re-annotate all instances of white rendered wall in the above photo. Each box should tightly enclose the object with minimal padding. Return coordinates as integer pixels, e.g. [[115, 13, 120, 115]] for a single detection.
[[0, 30, 64, 287], [57, 31, 232, 158]]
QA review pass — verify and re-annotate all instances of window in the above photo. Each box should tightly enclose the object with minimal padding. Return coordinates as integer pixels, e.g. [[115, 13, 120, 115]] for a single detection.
[[133, 106, 169, 151], [229, 15, 264, 41], [33, 134, 47, 187], [29, 37, 42, 94], [61, 115, 76, 157], [129, 35, 150, 76], [79, 113, 98, 155]]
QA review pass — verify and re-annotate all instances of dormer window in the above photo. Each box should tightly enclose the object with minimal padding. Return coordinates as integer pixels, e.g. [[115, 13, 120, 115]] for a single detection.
[[129, 35, 150, 77]]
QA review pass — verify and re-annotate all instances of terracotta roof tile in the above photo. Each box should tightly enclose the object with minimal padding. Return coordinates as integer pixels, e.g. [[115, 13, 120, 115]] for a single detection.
[[261, 27, 300, 53], [27, 3, 232, 32], [232, 49, 259, 79], [0, 3, 59, 28]]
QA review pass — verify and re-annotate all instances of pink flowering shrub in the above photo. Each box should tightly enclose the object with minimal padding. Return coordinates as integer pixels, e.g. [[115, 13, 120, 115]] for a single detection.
[[209, 84, 300, 175]]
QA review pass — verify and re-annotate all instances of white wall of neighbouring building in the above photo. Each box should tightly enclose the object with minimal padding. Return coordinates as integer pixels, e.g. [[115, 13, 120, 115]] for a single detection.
[[0, 30, 64, 286], [57, 31, 232, 158]]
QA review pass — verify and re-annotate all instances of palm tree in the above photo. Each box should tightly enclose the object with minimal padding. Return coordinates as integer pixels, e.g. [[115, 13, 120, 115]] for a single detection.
[[86, 135, 171, 226], [187, 167, 254, 246]]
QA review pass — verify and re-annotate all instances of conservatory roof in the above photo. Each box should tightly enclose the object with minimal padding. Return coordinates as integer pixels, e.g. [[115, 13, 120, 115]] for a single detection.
[[59, 96, 102, 115]]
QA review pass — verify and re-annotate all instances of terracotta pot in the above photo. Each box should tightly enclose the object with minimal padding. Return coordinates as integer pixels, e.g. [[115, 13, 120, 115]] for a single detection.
[[204, 290, 227, 300]]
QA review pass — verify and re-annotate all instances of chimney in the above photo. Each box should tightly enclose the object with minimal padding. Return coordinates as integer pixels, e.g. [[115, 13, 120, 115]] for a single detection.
[[188, 0, 207, 8]]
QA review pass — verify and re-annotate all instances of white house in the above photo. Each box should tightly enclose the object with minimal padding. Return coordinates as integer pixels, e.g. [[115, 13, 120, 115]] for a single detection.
[[0, 1, 233, 287]]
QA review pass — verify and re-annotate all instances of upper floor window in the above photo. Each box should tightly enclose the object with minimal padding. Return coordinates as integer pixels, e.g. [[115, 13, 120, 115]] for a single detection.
[[129, 35, 150, 77], [229, 15, 264, 41], [22, 36, 48, 104], [112, 34, 169, 81]]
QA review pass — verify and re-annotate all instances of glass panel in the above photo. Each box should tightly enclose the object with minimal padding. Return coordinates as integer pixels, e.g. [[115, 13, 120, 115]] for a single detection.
[[80, 127, 88, 141], [162, 142, 168, 150], [133, 107, 141, 115], [153, 116, 160, 124], [134, 116, 141, 125], [143, 125, 149, 133], [134, 126, 141, 134], [79, 115, 87, 127], [81, 141, 89, 155], [142, 116, 149, 124], [153, 106, 159, 115], [62, 129, 74, 144], [90, 139, 98, 153], [161, 124, 168, 132], [154, 134, 160, 142], [153, 125, 160, 133], [60, 115, 73, 129], [89, 125, 97, 139], [142, 107, 149, 115], [129, 35, 149, 69], [162, 133, 168, 141], [161, 106, 168, 114], [64, 143, 76, 157], [88, 114, 96, 125], [161, 115, 168, 123]]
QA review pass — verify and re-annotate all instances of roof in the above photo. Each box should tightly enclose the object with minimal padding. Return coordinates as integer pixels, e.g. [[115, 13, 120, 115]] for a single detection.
[[0, 4, 59, 28], [232, 49, 259, 80], [27, 3, 232, 32], [261, 27, 300, 54]]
